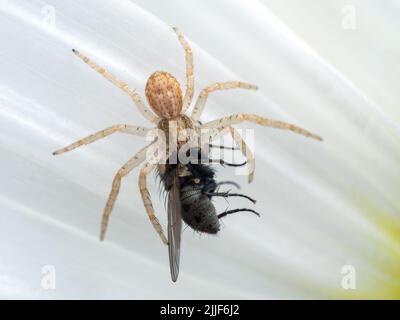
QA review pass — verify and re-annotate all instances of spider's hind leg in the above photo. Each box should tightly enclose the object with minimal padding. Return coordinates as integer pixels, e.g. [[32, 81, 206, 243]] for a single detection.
[[100, 141, 157, 241], [139, 161, 168, 245]]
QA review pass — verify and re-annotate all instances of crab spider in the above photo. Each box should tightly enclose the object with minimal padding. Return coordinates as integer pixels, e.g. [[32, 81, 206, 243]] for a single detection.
[[53, 27, 322, 245]]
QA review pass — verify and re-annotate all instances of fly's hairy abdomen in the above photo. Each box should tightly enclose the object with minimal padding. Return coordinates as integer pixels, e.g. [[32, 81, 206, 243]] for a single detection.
[[180, 185, 220, 234]]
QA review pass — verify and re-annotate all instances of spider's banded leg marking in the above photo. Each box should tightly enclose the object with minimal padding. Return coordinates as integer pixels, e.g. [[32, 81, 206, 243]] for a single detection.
[[228, 126, 255, 183], [139, 162, 168, 245], [100, 141, 158, 241], [201, 114, 323, 141], [53, 125, 150, 155], [72, 49, 159, 124], [172, 27, 194, 112], [191, 82, 258, 121]]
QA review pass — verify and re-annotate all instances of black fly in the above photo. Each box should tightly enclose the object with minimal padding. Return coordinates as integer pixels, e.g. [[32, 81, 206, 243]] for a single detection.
[[158, 147, 260, 282]]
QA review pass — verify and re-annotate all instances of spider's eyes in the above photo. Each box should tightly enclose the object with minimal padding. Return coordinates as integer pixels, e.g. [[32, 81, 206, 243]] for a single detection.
[[145, 71, 183, 119]]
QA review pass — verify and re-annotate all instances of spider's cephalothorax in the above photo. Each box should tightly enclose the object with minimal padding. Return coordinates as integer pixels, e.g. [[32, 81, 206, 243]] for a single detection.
[[146, 71, 198, 151], [157, 113, 196, 152], [53, 27, 322, 282]]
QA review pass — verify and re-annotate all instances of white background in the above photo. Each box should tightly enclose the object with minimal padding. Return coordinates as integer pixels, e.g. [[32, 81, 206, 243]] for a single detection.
[[0, 0, 399, 299]]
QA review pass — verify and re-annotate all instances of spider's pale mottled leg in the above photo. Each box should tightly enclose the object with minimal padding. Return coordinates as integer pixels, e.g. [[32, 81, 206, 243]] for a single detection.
[[172, 27, 194, 112], [199, 125, 254, 182], [139, 161, 168, 245], [228, 126, 255, 183], [100, 141, 157, 241], [53, 125, 150, 155], [201, 114, 323, 141], [72, 49, 159, 124], [191, 82, 258, 121]]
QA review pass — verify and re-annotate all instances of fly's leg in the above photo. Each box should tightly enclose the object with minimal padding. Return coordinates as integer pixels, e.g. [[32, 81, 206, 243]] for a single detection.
[[218, 208, 260, 219]]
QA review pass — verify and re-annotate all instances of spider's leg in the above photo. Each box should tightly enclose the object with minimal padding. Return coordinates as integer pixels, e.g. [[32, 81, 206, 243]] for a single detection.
[[139, 161, 168, 245], [201, 114, 323, 141], [191, 82, 258, 121], [100, 140, 158, 241], [228, 126, 255, 183], [72, 49, 159, 124], [53, 124, 150, 155], [172, 27, 194, 112]]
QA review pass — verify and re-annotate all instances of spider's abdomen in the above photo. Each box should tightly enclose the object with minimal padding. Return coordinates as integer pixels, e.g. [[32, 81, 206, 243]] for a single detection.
[[180, 185, 220, 234], [145, 71, 183, 119]]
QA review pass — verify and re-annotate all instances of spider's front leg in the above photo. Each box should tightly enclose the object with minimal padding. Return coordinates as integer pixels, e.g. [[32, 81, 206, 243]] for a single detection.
[[172, 27, 194, 112], [100, 140, 158, 241], [72, 49, 159, 124], [191, 82, 258, 121]]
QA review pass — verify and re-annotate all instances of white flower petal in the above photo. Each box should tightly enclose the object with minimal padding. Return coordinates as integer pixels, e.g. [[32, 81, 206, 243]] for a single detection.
[[0, 0, 398, 299]]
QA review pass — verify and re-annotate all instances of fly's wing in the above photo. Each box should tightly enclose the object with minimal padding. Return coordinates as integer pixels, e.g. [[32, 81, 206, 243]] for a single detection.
[[167, 171, 182, 282]]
